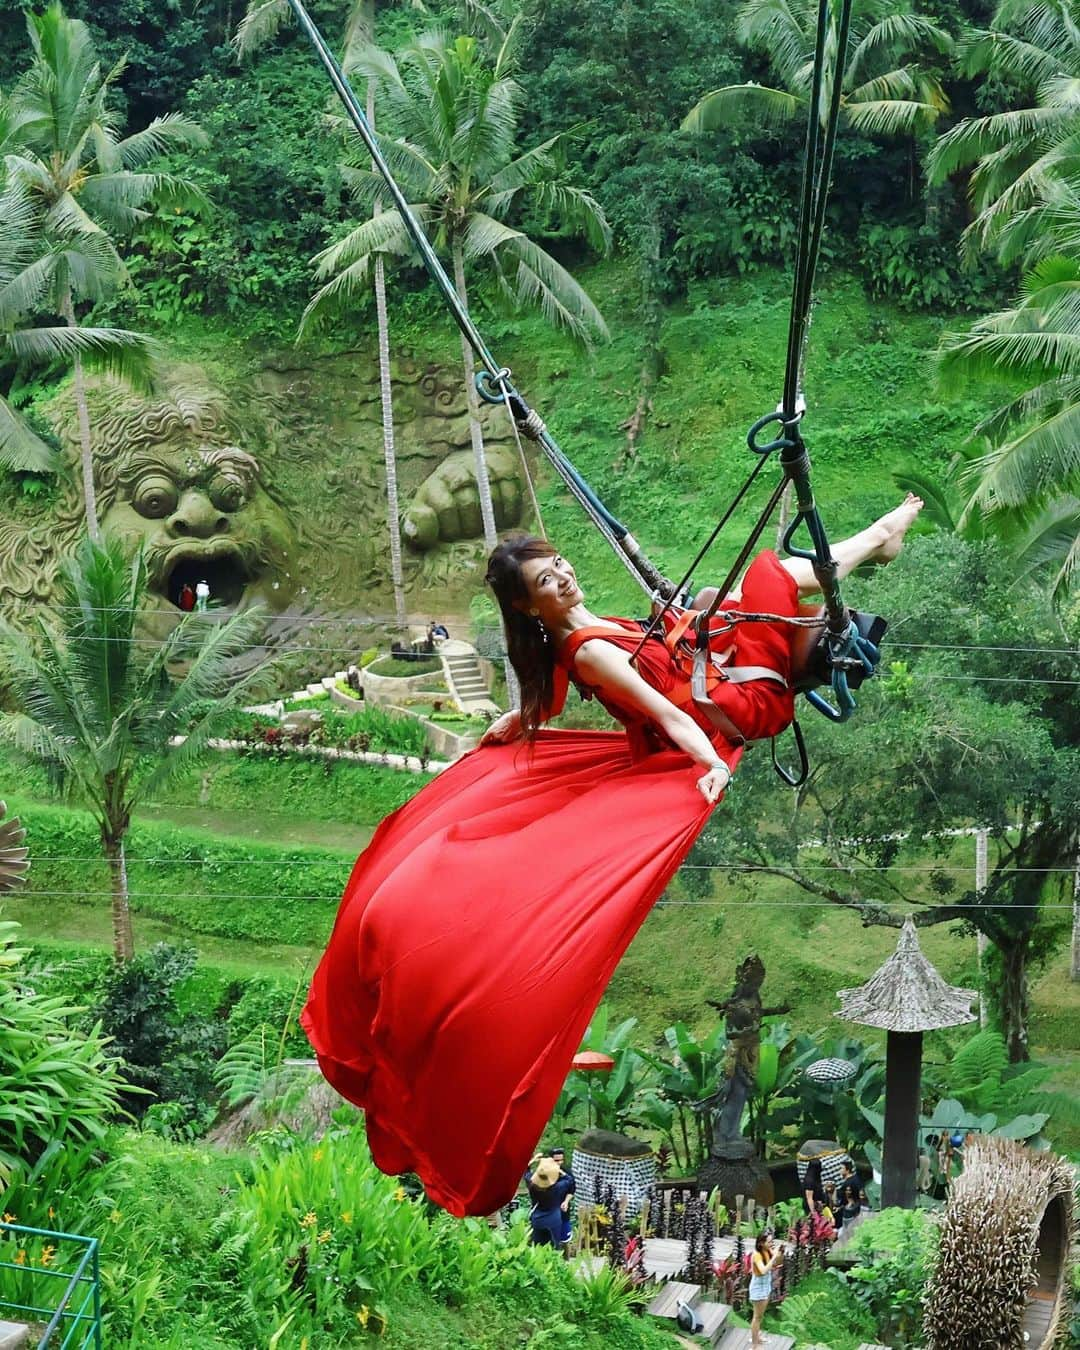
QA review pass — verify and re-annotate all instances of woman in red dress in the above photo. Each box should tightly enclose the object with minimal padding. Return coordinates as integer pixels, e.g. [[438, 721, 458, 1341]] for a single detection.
[[301, 496, 923, 1217]]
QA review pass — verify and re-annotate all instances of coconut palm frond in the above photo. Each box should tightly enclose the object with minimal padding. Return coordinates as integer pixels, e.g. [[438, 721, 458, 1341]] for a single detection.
[[1013, 496, 1080, 603], [846, 13, 952, 82], [234, 0, 293, 58], [964, 399, 1080, 508], [487, 132, 563, 195], [683, 83, 803, 134], [311, 208, 419, 279], [844, 96, 944, 135], [529, 181, 612, 255], [956, 29, 1062, 84], [500, 232, 609, 343], [846, 65, 919, 106], [0, 396, 61, 473], [736, 0, 810, 87], [8, 325, 157, 393], [299, 257, 375, 335], [115, 113, 208, 167], [928, 105, 1073, 182]]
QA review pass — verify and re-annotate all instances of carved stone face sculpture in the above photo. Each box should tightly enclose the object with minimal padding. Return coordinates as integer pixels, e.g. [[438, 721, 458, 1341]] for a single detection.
[[101, 444, 297, 612], [83, 375, 299, 614]]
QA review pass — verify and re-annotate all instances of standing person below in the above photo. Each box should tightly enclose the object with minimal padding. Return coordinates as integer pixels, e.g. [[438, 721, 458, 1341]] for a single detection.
[[178, 582, 196, 612], [549, 1147, 575, 1247], [195, 578, 210, 612], [834, 1159, 864, 1228], [524, 1157, 573, 1248], [749, 1232, 782, 1348], [803, 1157, 826, 1215]]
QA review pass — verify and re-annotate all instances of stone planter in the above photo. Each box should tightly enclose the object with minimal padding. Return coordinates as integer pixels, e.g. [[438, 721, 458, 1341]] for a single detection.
[[388, 705, 478, 760], [362, 663, 445, 708], [329, 684, 365, 712]]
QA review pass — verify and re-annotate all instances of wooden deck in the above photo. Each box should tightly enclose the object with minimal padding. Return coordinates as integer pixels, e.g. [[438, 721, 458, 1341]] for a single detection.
[[714, 1330, 794, 1350], [647, 1280, 700, 1319]]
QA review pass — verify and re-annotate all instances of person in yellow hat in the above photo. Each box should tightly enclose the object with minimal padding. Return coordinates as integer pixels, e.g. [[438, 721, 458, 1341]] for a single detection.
[[525, 1155, 574, 1247]]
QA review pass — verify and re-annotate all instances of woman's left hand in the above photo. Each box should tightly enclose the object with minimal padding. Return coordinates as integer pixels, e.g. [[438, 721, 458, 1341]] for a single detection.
[[481, 710, 522, 745], [696, 762, 732, 804]]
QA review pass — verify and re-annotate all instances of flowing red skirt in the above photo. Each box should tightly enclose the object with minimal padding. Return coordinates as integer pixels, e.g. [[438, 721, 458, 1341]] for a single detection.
[[300, 729, 741, 1217]]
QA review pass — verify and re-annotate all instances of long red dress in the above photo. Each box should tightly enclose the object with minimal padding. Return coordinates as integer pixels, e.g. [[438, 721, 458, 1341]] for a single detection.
[[300, 551, 799, 1216]]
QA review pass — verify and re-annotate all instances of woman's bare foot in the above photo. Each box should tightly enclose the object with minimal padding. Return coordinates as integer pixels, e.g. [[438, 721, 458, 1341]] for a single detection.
[[872, 492, 924, 563]]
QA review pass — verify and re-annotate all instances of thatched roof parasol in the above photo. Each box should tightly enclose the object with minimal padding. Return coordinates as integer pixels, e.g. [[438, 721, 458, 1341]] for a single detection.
[[836, 917, 976, 1032]]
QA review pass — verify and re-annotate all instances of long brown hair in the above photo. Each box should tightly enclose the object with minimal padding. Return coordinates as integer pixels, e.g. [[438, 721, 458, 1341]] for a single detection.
[[485, 535, 558, 739]]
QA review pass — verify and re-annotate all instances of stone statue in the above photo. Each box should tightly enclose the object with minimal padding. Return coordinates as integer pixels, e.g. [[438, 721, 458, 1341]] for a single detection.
[[699, 954, 789, 1156], [0, 351, 530, 635], [696, 953, 788, 1208]]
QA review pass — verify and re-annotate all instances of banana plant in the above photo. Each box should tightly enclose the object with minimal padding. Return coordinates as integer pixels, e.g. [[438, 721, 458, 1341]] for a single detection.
[[552, 1005, 653, 1138], [637, 1020, 727, 1173]]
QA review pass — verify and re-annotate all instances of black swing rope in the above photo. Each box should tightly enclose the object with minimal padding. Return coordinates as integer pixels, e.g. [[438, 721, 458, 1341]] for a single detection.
[[627, 0, 870, 716]]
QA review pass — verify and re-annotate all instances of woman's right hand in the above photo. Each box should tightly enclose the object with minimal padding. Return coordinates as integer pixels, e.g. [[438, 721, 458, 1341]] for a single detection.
[[696, 761, 732, 804], [480, 709, 522, 746]]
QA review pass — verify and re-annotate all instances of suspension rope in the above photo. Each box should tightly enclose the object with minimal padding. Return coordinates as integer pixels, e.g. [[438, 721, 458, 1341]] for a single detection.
[[284, 0, 672, 599], [493, 368, 547, 540]]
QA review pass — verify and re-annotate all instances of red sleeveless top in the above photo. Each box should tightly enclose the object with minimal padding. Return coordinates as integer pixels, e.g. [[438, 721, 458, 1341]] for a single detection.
[[550, 550, 799, 757]]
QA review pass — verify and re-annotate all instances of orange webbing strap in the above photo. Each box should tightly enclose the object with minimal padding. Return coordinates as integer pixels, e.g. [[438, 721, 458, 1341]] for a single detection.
[[663, 607, 699, 652]]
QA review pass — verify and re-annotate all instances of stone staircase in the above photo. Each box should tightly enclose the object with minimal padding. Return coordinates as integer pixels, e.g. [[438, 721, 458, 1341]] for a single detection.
[[646, 1279, 793, 1349], [0, 1322, 29, 1349], [438, 640, 500, 715]]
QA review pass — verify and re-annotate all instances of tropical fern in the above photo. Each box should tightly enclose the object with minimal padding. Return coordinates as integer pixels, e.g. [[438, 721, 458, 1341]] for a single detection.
[[213, 1024, 314, 1114]]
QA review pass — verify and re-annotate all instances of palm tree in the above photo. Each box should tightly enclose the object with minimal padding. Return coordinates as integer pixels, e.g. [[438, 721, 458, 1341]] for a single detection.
[[0, 170, 157, 474], [309, 30, 611, 551], [937, 247, 1080, 601], [0, 535, 270, 962], [4, 3, 207, 536], [237, 0, 410, 639], [683, 0, 951, 140], [927, 0, 1080, 262]]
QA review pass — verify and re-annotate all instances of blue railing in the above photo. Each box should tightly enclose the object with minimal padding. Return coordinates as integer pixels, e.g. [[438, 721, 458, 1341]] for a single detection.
[[0, 1222, 101, 1349]]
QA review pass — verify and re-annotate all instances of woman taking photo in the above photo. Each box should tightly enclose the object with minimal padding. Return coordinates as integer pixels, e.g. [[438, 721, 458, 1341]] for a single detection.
[[749, 1232, 783, 1347], [301, 497, 923, 1218]]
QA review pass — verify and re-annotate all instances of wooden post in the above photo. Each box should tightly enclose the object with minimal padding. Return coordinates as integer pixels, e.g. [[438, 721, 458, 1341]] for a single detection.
[[881, 1030, 922, 1210], [976, 829, 989, 1024], [1071, 853, 1080, 983]]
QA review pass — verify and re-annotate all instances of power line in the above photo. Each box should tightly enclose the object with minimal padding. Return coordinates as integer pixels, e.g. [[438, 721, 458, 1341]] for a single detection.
[[21, 607, 1080, 656], [10, 629, 1080, 685], [14, 887, 1074, 909], [25, 856, 1080, 874]]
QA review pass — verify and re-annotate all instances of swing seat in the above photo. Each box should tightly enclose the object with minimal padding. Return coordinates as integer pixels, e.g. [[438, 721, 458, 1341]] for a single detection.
[[790, 607, 887, 694]]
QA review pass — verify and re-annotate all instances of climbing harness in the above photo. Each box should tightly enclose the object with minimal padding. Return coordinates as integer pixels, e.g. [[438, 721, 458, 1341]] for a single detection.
[[285, 0, 885, 785]]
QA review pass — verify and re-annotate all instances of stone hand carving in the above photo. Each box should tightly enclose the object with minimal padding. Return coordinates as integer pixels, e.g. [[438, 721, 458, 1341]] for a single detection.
[[403, 446, 524, 550]]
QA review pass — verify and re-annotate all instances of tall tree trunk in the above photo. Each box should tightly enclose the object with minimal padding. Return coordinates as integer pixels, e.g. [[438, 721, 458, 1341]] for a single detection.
[[365, 61, 408, 640], [103, 831, 134, 963], [619, 211, 664, 466], [975, 828, 989, 1025], [451, 237, 498, 552], [61, 286, 100, 540], [374, 255, 407, 639], [1071, 853, 1080, 981], [997, 932, 1031, 1063]]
